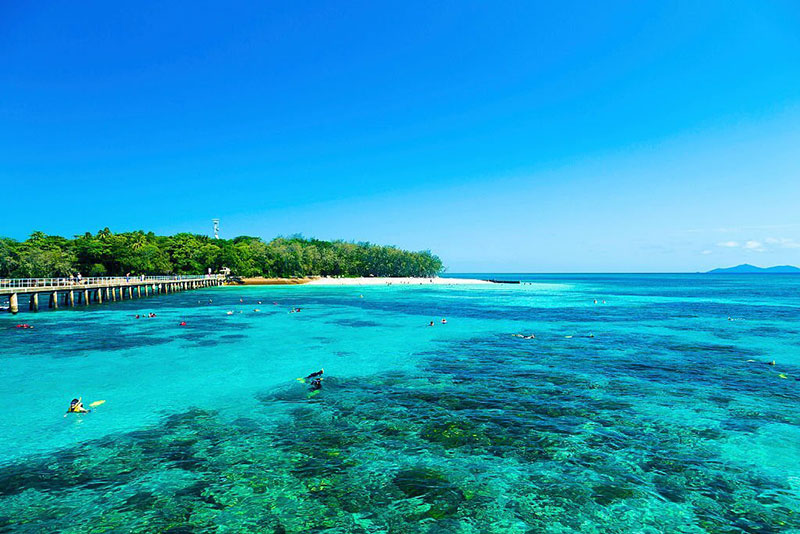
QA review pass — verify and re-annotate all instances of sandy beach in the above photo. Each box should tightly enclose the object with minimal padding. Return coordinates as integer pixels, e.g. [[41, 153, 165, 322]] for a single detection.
[[306, 276, 492, 286]]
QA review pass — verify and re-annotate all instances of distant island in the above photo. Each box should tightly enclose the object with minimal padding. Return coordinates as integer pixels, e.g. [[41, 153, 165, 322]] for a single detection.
[[706, 264, 800, 274], [0, 229, 443, 279]]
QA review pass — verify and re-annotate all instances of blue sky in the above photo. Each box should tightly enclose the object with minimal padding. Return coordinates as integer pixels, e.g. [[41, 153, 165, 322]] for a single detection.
[[2, 1, 799, 272]]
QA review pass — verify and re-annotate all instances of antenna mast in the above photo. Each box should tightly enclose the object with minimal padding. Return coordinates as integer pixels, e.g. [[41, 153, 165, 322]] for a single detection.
[[212, 219, 220, 239]]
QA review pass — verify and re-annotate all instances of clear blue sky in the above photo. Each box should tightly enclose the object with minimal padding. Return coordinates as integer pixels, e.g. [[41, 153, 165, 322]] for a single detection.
[[2, 1, 800, 272]]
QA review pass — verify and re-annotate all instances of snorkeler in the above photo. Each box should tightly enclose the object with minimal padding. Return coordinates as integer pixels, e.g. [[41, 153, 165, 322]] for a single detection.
[[66, 398, 88, 414], [305, 369, 324, 379]]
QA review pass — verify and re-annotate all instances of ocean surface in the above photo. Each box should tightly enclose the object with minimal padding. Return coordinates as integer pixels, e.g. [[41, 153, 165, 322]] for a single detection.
[[1, 274, 799, 532]]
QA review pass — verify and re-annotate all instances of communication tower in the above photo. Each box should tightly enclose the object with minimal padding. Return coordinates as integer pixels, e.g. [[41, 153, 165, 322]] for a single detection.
[[212, 219, 220, 239]]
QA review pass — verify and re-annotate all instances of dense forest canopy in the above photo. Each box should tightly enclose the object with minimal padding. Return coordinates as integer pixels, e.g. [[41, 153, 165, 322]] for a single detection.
[[0, 230, 444, 278]]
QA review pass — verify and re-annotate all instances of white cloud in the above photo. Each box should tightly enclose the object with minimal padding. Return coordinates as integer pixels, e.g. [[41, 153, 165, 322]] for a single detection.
[[765, 237, 800, 249], [701, 249, 713, 255], [717, 241, 739, 248], [744, 240, 765, 252]]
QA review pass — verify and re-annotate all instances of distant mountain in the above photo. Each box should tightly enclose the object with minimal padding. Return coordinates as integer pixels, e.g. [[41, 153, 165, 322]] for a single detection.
[[706, 264, 800, 274]]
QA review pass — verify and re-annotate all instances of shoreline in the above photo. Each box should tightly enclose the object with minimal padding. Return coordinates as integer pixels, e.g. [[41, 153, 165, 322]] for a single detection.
[[235, 276, 492, 286]]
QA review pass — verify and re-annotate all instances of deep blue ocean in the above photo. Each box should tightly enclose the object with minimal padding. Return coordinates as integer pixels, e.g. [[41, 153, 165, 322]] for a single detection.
[[1, 274, 799, 532]]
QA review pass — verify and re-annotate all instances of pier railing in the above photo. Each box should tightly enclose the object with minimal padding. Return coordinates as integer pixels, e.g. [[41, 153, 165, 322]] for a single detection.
[[0, 274, 223, 289]]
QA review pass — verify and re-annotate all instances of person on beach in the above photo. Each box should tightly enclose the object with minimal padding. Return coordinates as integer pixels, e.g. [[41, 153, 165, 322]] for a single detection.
[[66, 398, 88, 414]]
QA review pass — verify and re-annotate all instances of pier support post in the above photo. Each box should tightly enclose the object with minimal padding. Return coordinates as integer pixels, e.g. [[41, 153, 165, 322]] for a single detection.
[[30, 293, 39, 312], [68, 291, 75, 307], [50, 291, 58, 309], [9, 293, 19, 314], [96, 288, 103, 304], [83, 289, 89, 306], [137, 286, 142, 298]]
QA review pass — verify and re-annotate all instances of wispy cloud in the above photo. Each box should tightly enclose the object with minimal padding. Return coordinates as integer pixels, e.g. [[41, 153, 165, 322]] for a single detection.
[[701, 249, 713, 255], [765, 237, 800, 249], [713, 237, 799, 253]]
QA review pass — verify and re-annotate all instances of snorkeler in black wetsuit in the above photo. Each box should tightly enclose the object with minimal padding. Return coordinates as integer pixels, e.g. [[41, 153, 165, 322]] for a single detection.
[[302, 369, 324, 391], [305, 369, 324, 379]]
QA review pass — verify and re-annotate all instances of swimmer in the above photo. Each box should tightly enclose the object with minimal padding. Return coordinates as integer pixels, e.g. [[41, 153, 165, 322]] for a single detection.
[[523, 335, 535, 340], [512, 333, 524, 338], [309, 378, 323, 391], [258, 301, 262, 304], [602, 300, 606, 304], [593, 299, 597, 304], [66, 398, 88, 414], [588, 334, 595, 338], [179, 321, 187, 326], [428, 321, 435, 327], [239, 298, 243, 303], [305, 369, 324, 379], [768, 360, 776, 366], [441, 318, 447, 324], [253, 308, 261, 312], [226, 311, 234, 315], [135, 314, 140, 319]]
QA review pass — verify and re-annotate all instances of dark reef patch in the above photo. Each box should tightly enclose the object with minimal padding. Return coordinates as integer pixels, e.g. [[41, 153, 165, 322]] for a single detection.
[[2, 328, 800, 532]]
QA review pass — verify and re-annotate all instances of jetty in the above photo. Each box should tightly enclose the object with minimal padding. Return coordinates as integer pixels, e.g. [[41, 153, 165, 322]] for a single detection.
[[0, 275, 224, 314]]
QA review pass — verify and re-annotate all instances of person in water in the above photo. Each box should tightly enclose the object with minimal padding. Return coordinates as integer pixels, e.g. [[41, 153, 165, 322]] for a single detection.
[[303, 369, 324, 391], [428, 321, 435, 327], [305, 369, 324, 379], [67, 398, 88, 414]]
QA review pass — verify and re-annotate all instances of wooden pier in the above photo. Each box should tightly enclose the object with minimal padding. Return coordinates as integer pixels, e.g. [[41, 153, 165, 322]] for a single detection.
[[0, 275, 224, 314]]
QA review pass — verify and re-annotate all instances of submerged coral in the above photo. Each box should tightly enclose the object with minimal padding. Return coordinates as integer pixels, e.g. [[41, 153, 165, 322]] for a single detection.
[[1, 330, 799, 533]]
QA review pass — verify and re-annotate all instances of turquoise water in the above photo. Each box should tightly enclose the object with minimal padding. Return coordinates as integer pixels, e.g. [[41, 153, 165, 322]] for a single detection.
[[2, 274, 800, 532]]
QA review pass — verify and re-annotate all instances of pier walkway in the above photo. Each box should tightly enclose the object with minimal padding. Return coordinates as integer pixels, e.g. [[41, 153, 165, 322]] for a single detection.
[[0, 275, 224, 314]]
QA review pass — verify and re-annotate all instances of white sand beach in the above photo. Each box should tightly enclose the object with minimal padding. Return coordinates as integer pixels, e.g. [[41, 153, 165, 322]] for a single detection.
[[306, 276, 492, 286]]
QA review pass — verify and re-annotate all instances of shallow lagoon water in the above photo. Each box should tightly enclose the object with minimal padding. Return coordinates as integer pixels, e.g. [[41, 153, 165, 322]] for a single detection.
[[1, 274, 799, 532]]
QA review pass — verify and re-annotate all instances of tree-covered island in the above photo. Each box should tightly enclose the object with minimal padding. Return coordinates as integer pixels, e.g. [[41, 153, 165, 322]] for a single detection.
[[0, 230, 443, 279]]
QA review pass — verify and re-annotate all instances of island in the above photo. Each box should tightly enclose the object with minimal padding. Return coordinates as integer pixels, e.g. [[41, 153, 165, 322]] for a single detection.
[[0, 229, 444, 279], [706, 264, 800, 274]]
